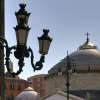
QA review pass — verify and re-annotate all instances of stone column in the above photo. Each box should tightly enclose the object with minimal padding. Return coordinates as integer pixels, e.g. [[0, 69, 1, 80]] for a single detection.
[[0, 0, 5, 100]]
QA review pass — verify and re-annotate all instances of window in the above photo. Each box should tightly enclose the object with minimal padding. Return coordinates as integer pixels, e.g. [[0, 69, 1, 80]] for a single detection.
[[10, 80, 14, 90]]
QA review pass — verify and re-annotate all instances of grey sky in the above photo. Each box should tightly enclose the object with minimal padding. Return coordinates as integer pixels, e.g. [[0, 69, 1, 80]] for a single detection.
[[5, 0, 100, 79]]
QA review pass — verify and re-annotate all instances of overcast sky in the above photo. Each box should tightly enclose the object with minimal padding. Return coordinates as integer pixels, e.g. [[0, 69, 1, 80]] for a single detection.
[[5, 0, 100, 80]]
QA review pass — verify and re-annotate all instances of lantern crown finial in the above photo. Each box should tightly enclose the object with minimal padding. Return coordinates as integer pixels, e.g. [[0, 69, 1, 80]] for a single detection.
[[19, 3, 26, 10], [41, 29, 52, 41], [43, 29, 49, 35]]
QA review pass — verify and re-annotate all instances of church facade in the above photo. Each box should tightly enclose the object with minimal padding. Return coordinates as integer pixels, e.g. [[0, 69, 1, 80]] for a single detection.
[[46, 35, 100, 100]]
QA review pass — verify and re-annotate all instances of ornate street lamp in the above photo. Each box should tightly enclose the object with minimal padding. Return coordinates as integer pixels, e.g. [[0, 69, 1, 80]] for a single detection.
[[0, 3, 52, 77]]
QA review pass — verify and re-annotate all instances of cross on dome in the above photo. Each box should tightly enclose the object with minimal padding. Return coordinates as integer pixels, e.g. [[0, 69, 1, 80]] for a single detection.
[[20, 0, 27, 4], [85, 32, 90, 42]]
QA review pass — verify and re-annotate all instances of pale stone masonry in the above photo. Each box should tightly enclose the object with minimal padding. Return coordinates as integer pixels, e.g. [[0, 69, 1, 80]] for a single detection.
[[46, 36, 100, 100]]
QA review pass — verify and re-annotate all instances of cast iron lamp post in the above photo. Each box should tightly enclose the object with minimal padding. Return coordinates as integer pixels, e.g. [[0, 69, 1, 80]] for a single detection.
[[0, 3, 52, 77]]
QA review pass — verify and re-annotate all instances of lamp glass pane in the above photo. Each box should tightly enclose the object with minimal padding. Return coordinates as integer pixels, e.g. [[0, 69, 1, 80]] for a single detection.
[[18, 15, 25, 19], [25, 16, 29, 25], [16, 29, 28, 45], [16, 15, 26, 24], [39, 39, 51, 55]]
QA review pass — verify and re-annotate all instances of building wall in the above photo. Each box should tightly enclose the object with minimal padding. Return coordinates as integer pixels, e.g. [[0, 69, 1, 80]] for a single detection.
[[0, 77, 29, 99], [47, 72, 100, 98], [47, 73, 66, 95], [28, 74, 48, 97], [70, 73, 100, 90]]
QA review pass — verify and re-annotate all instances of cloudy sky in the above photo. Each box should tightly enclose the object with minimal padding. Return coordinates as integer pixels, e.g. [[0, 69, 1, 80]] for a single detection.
[[5, 0, 100, 79]]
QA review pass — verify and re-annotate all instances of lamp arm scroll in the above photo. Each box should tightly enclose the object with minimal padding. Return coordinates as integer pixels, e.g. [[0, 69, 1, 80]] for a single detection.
[[28, 47, 45, 71], [5, 46, 25, 77], [0, 37, 25, 77], [34, 55, 45, 70]]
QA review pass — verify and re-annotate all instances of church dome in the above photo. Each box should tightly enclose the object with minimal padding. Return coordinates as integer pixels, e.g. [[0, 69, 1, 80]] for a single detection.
[[16, 87, 39, 100], [48, 34, 100, 75], [69, 34, 100, 72]]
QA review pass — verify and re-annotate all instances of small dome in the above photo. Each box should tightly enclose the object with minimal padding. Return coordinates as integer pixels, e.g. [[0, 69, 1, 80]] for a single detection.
[[16, 87, 38, 100], [79, 33, 97, 50], [79, 40, 97, 50]]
